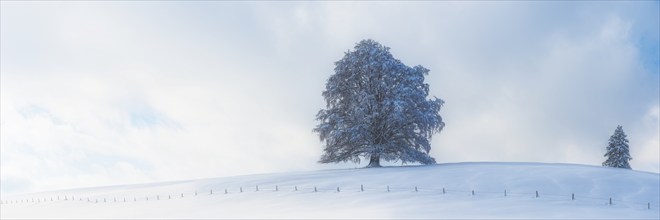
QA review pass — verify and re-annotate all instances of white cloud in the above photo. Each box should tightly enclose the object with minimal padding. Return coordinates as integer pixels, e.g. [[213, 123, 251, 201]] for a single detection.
[[630, 105, 660, 172], [1, 1, 658, 195]]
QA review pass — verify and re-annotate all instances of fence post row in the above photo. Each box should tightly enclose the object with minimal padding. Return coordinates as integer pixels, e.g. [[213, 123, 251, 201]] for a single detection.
[[3, 186, 653, 210]]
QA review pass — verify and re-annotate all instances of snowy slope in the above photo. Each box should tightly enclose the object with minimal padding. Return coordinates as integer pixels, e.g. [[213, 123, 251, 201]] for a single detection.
[[1, 162, 658, 219]]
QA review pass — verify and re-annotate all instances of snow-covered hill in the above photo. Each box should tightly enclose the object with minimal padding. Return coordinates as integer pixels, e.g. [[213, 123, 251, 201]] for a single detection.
[[1, 162, 658, 219]]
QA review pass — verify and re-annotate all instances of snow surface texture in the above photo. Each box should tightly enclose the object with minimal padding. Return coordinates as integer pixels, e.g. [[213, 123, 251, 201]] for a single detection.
[[1, 162, 658, 219]]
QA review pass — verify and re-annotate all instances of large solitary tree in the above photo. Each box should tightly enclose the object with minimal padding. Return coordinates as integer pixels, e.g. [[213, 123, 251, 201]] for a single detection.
[[602, 125, 632, 169], [314, 39, 445, 167]]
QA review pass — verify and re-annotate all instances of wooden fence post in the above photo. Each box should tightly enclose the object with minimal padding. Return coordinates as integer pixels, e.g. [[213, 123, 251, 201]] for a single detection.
[[415, 186, 418, 192], [361, 184, 364, 192]]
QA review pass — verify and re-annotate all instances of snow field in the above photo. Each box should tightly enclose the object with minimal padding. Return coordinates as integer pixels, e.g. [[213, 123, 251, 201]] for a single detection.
[[1, 162, 658, 219]]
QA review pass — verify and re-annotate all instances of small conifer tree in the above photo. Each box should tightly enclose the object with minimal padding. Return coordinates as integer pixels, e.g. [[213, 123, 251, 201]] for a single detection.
[[602, 125, 632, 169]]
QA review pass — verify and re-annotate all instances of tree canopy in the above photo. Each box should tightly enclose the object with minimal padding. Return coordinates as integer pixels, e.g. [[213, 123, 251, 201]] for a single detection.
[[314, 39, 445, 167]]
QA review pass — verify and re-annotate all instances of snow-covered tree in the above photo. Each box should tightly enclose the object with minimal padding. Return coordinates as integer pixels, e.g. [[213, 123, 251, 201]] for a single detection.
[[314, 39, 445, 167], [602, 125, 632, 169]]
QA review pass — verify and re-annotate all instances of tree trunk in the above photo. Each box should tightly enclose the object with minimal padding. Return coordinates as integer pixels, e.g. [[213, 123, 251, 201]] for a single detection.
[[366, 154, 381, 168]]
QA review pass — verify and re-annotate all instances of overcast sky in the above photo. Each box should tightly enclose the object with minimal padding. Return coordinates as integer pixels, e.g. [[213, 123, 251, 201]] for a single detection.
[[1, 1, 658, 195]]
